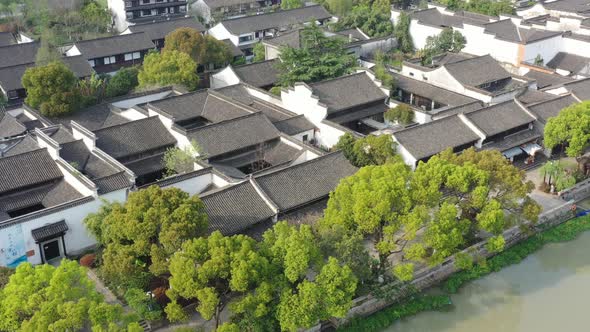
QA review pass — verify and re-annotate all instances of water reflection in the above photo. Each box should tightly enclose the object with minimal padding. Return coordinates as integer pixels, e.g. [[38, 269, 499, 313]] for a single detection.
[[384, 233, 590, 332]]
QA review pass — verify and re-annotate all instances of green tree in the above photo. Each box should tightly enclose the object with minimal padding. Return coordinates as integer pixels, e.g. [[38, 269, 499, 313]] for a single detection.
[[138, 50, 199, 91], [124, 288, 163, 322], [252, 42, 266, 62], [0, 260, 138, 331], [422, 28, 466, 64], [163, 28, 232, 67], [394, 12, 414, 53], [106, 67, 139, 98], [320, 161, 415, 270], [84, 186, 209, 288], [335, 133, 398, 167], [281, 0, 302, 9], [35, 28, 60, 66], [167, 232, 270, 328], [22, 60, 80, 116], [544, 101, 590, 158], [373, 50, 395, 90], [276, 22, 356, 86], [336, 2, 393, 38], [384, 104, 415, 125], [163, 140, 205, 176], [326, 0, 353, 16]]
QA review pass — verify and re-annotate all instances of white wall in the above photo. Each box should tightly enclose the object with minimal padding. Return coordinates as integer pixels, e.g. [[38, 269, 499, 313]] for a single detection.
[[264, 44, 281, 60], [111, 90, 173, 109], [158, 172, 214, 196], [65, 45, 81, 57], [523, 35, 563, 65], [210, 66, 240, 89], [317, 121, 346, 148], [208, 23, 238, 46], [391, 135, 417, 169]]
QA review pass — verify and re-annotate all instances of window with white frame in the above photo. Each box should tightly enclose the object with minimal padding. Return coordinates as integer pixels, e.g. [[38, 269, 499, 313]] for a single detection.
[[104, 56, 116, 64], [124, 52, 141, 61]]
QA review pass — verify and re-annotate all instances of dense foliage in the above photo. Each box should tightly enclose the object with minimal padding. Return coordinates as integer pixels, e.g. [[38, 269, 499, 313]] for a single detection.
[[372, 51, 395, 90], [163, 27, 232, 67], [544, 101, 590, 158], [0, 266, 13, 288], [394, 11, 414, 54], [281, 0, 302, 10], [421, 28, 466, 65], [438, 0, 515, 16], [166, 222, 358, 331], [321, 148, 541, 278], [138, 50, 199, 91], [384, 104, 414, 125], [252, 42, 266, 62], [106, 67, 140, 98], [22, 61, 80, 117], [276, 23, 356, 86], [334, 0, 393, 37], [85, 186, 209, 289], [335, 133, 398, 168], [0, 260, 141, 331]]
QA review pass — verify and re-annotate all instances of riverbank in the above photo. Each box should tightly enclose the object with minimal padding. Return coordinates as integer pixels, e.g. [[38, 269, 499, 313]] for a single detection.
[[339, 215, 590, 332]]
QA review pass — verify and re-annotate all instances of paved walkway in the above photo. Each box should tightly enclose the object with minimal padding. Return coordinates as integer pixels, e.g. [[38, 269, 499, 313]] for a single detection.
[[87, 269, 122, 305], [526, 164, 568, 212]]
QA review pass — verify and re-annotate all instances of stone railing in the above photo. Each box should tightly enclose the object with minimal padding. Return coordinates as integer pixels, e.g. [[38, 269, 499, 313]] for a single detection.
[[322, 199, 575, 329], [559, 178, 590, 203]]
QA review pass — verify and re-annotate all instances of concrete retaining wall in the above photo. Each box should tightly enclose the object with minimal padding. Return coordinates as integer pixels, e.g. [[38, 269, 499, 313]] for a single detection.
[[559, 178, 590, 203]]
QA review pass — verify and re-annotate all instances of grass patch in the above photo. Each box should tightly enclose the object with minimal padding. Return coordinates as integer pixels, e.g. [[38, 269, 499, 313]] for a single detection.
[[339, 216, 590, 331], [340, 295, 451, 332]]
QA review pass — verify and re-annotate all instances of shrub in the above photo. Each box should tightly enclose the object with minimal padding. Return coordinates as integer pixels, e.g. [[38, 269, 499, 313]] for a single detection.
[[124, 288, 163, 322], [0, 266, 14, 288], [106, 67, 139, 98], [79, 253, 96, 268]]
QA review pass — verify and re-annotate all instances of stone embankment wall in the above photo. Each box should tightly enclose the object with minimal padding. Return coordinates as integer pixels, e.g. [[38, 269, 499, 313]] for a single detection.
[[323, 199, 576, 329], [560, 178, 590, 203]]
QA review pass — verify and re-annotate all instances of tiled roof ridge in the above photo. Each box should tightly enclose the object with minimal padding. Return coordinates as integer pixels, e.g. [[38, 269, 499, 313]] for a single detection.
[[525, 92, 574, 107], [186, 111, 268, 133], [74, 31, 148, 44], [92, 114, 158, 133], [131, 16, 198, 26], [220, 4, 325, 22], [254, 150, 345, 179], [0, 40, 38, 50], [309, 71, 367, 87], [232, 58, 277, 69], [0, 145, 48, 162]]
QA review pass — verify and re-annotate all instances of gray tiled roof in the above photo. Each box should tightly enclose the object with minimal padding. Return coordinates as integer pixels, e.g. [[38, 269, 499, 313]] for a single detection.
[[0, 111, 27, 138], [187, 112, 280, 158], [394, 115, 480, 161], [544, 0, 590, 15], [201, 181, 275, 235], [264, 29, 302, 48], [94, 117, 176, 159], [444, 54, 511, 88], [464, 100, 535, 137], [273, 115, 315, 135], [220, 5, 331, 34], [0, 56, 93, 92], [73, 33, 155, 59], [483, 19, 561, 44], [0, 32, 15, 47], [516, 89, 555, 105], [254, 151, 357, 211], [561, 78, 590, 99], [128, 16, 205, 41], [50, 103, 129, 131], [334, 28, 368, 41], [222, 39, 244, 57], [393, 73, 478, 107], [0, 42, 39, 68], [326, 102, 388, 124], [0, 149, 63, 194], [213, 84, 292, 121], [412, 8, 489, 29], [204, 0, 258, 9], [527, 94, 578, 123], [233, 59, 278, 88], [31, 220, 68, 242], [149, 90, 250, 123], [309, 72, 387, 113], [524, 70, 574, 89], [546, 52, 590, 74], [0, 135, 40, 157]]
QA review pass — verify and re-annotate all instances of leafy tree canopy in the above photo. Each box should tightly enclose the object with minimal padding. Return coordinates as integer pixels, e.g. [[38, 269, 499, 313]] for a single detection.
[[544, 101, 590, 157], [138, 50, 199, 91], [334, 0, 393, 38], [281, 0, 302, 10], [335, 133, 398, 167], [106, 67, 139, 98], [84, 186, 208, 289], [0, 260, 141, 332], [163, 27, 232, 67], [276, 22, 356, 86], [252, 42, 266, 62], [438, 0, 514, 16], [385, 104, 414, 125], [166, 222, 357, 332], [394, 11, 414, 53], [421, 28, 466, 65], [22, 60, 80, 117]]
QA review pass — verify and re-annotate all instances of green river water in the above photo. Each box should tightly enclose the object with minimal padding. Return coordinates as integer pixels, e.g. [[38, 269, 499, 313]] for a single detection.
[[384, 232, 590, 332]]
